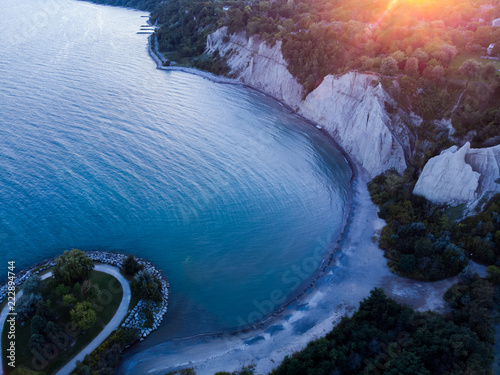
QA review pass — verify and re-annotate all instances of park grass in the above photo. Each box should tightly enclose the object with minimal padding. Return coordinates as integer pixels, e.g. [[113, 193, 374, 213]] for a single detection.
[[2, 270, 123, 374], [161, 51, 195, 67], [451, 51, 500, 70]]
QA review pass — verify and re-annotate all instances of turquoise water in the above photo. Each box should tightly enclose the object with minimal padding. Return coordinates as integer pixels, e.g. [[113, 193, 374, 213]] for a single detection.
[[0, 0, 351, 336]]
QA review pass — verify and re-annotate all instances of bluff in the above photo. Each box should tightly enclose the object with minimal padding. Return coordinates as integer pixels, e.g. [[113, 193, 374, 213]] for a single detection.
[[414, 143, 500, 206], [206, 28, 410, 177], [205, 28, 499, 205]]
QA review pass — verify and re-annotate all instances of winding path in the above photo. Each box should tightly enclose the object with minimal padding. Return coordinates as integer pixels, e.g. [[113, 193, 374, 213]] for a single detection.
[[0, 264, 131, 375]]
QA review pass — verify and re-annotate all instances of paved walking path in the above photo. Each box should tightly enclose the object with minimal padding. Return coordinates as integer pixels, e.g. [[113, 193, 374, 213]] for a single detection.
[[55, 264, 130, 375], [0, 264, 130, 375]]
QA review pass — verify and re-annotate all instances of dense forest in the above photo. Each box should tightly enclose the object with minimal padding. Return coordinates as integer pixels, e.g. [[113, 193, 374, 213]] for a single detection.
[[271, 285, 498, 375], [369, 169, 500, 281], [144, 0, 500, 148]]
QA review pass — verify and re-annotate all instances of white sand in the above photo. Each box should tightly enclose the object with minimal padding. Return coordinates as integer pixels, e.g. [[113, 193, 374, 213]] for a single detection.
[[121, 43, 488, 375], [119, 168, 477, 375]]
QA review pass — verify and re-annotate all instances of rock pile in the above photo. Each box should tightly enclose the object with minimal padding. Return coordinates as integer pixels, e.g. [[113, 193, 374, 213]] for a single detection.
[[0, 261, 54, 304], [86, 251, 170, 339], [0, 251, 169, 342], [121, 299, 168, 340]]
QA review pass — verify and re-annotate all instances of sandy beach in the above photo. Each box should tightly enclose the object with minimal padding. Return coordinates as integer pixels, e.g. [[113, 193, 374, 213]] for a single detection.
[[116, 40, 489, 375], [119, 164, 483, 374]]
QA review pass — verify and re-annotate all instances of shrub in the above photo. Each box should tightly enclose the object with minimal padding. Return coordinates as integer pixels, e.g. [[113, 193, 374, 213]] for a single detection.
[[53, 249, 94, 285], [23, 275, 42, 295], [70, 301, 97, 330], [17, 293, 43, 321], [122, 255, 143, 277], [62, 294, 77, 306], [30, 314, 47, 335]]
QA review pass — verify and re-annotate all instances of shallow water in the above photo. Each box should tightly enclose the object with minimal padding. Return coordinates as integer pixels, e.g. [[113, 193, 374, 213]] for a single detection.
[[0, 0, 351, 336]]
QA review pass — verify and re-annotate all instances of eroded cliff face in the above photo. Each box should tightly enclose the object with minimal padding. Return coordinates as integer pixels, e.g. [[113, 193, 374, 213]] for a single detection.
[[206, 28, 304, 110], [413, 143, 500, 206], [299, 74, 408, 176], [206, 28, 409, 177]]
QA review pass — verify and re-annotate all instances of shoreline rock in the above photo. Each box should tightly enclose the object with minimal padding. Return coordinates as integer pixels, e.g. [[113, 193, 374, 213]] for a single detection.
[[0, 251, 170, 340], [86, 251, 170, 340]]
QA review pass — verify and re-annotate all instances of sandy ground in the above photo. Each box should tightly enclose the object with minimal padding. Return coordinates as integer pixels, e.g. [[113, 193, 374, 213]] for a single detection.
[[119, 168, 485, 375]]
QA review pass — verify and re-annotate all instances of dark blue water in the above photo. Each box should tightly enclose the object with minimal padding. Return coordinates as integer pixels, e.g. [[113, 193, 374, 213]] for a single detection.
[[0, 0, 351, 336]]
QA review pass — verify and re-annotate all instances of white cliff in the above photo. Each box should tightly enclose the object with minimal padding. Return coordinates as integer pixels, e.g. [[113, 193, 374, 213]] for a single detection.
[[206, 27, 304, 110], [206, 28, 409, 177], [414, 143, 500, 205], [298, 74, 407, 176]]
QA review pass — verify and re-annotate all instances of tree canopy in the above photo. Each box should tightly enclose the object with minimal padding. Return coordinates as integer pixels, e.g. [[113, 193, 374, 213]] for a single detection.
[[52, 249, 94, 285]]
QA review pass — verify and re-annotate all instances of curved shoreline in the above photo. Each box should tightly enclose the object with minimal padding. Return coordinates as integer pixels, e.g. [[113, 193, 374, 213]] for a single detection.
[[147, 36, 359, 338], [115, 32, 485, 375]]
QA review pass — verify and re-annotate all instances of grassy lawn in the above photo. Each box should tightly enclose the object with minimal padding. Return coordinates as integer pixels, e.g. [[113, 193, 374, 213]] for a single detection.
[[161, 51, 195, 67], [2, 270, 123, 374], [450, 51, 500, 71], [120, 270, 140, 312]]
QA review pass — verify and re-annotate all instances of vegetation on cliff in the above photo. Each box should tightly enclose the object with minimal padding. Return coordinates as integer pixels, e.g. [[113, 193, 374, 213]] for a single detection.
[[141, 0, 500, 149], [369, 169, 500, 281]]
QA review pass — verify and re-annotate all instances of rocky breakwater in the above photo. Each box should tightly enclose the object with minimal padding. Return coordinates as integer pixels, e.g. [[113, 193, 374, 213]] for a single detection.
[[0, 262, 54, 304], [413, 142, 500, 206], [86, 251, 170, 340], [206, 27, 413, 177]]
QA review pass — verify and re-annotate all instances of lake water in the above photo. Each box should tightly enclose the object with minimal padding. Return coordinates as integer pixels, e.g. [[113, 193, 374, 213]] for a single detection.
[[0, 0, 351, 337]]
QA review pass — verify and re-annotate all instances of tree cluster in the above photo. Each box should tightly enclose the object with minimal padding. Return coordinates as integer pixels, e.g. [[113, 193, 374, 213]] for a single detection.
[[368, 170, 469, 280], [272, 288, 493, 375]]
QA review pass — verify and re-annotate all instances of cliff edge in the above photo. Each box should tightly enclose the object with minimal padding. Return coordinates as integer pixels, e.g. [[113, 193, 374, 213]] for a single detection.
[[206, 28, 499, 205], [414, 142, 500, 206], [207, 28, 409, 177]]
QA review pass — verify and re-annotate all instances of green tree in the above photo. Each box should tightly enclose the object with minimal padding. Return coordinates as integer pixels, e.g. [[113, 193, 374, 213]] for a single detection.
[[70, 301, 97, 330], [45, 321, 62, 337], [381, 56, 398, 76], [53, 249, 94, 285], [486, 265, 500, 284], [459, 59, 482, 85], [23, 275, 42, 295], [29, 334, 46, 353], [62, 294, 77, 306], [404, 57, 419, 78], [55, 284, 71, 296], [481, 62, 497, 80], [31, 315, 47, 335], [122, 255, 143, 277], [132, 269, 162, 301], [81, 280, 101, 300], [17, 293, 43, 321]]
